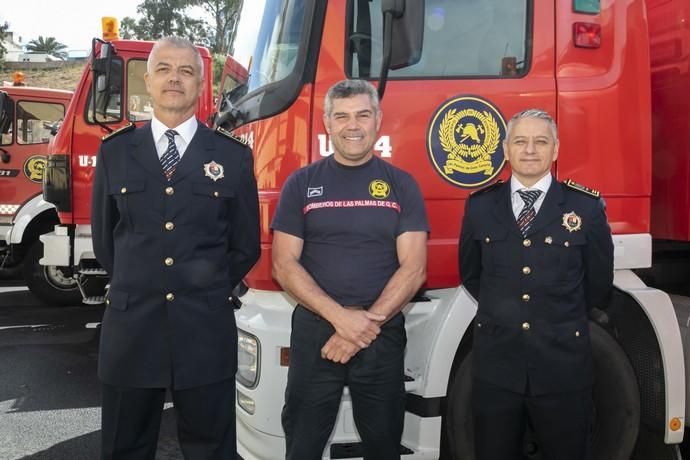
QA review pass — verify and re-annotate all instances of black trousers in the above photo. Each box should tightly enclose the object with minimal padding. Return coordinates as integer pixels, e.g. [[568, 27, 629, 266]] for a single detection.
[[101, 378, 236, 460], [472, 379, 592, 460], [282, 306, 406, 460]]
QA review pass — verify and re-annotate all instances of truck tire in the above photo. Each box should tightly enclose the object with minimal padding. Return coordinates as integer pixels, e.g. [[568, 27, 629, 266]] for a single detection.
[[445, 322, 640, 460], [23, 241, 81, 306]]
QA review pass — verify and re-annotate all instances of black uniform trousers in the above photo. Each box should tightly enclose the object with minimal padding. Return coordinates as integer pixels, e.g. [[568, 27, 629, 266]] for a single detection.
[[101, 378, 236, 460], [472, 379, 592, 460], [282, 305, 406, 460]]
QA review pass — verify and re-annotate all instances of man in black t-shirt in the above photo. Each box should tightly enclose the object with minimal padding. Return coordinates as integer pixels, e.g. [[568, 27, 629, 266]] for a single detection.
[[272, 79, 429, 460]]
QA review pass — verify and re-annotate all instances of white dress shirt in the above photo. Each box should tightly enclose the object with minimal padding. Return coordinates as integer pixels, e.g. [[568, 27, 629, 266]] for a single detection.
[[510, 174, 552, 220], [150, 115, 198, 160]]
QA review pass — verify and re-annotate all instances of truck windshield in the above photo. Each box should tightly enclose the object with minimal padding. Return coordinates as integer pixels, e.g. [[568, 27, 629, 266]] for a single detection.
[[226, 0, 307, 107]]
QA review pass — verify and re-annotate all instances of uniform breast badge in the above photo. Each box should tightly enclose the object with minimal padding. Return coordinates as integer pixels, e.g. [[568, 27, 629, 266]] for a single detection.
[[369, 179, 390, 199], [562, 211, 582, 232], [203, 161, 225, 182]]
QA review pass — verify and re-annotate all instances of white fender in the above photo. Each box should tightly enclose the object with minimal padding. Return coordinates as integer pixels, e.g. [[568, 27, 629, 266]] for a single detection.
[[9, 194, 57, 244], [404, 287, 476, 397], [614, 269, 685, 443]]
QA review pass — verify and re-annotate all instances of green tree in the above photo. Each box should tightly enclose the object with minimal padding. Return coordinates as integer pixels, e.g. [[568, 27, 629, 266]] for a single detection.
[[0, 21, 11, 62], [122, 0, 240, 54], [120, 17, 139, 40], [26, 36, 68, 59], [186, 0, 241, 54], [120, 0, 210, 46]]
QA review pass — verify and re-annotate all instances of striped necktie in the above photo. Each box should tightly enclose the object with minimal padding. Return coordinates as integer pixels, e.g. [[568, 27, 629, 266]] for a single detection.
[[517, 189, 542, 236], [161, 129, 180, 180]]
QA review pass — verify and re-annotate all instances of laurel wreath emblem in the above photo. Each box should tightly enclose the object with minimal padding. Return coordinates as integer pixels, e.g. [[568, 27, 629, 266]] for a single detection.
[[439, 108, 500, 161]]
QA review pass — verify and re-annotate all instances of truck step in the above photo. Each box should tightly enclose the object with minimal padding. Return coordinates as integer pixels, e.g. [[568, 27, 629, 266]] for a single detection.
[[79, 268, 108, 276], [82, 296, 106, 305]]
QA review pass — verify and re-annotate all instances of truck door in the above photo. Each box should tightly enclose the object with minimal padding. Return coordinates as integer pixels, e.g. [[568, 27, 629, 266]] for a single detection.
[[312, 0, 557, 287]]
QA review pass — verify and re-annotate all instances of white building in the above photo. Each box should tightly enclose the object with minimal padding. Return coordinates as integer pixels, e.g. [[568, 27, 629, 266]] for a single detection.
[[18, 53, 64, 62], [2, 31, 25, 62]]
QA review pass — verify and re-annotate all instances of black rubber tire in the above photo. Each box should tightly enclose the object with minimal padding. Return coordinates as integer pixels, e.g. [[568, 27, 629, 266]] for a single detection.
[[589, 322, 640, 460], [445, 322, 641, 460], [445, 351, 475, 460], [22, 240, 81, 306]]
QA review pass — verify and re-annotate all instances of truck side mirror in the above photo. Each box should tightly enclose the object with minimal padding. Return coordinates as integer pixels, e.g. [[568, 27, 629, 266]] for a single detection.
[[0, 91, 14, 135], [91, 39, 118, 120], [377, 0, 424, 100], [383, 0, 424, 70]]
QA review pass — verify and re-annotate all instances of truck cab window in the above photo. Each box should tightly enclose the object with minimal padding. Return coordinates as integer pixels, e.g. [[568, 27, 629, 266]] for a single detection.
[[16, 101, 65, 145], [126, 59, 153, 122], [347, 0, 529, 79]]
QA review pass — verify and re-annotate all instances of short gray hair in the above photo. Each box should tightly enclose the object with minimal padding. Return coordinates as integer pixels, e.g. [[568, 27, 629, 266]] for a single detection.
[[505, 108, 558, 141], [324, 79, 380, 117], [147, 36, 204, 81]]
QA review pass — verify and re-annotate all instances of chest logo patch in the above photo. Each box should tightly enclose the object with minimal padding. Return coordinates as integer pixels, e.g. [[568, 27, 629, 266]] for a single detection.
[[307, 186, 323, 198], [427, 95, 507, 188], [369, 179, 390, 199], [562, 211, 582, 232], [203, 161, 225, 182], [23, 155, 47, 183]]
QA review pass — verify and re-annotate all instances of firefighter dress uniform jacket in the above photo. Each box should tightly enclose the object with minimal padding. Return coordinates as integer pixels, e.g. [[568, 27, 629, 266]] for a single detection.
[[91, 121, 260, 390], [459, 179, 614, 395]]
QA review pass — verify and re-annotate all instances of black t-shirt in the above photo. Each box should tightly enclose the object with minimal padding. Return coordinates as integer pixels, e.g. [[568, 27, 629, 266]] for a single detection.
[[271, 155, 429, 306]]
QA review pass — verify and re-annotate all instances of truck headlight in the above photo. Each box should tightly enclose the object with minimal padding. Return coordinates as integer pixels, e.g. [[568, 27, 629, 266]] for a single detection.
[[237, 329, 260, 388]]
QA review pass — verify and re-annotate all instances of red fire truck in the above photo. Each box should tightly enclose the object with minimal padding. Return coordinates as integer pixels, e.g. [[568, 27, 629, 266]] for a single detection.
[[40, 1, 690, 459], [0, 84, 74, 304], [213, 0, 688, 459]]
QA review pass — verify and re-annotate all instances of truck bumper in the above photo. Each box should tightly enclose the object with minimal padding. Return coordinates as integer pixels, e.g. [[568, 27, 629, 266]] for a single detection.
[[234, 289, 445, 459], [39, 225, 93, 267]]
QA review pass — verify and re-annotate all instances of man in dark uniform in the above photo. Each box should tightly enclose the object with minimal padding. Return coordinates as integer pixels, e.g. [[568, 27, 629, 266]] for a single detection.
[[91, 36, 260, 459], [459, 109, 614, 460], [271, 79, 429, 460]]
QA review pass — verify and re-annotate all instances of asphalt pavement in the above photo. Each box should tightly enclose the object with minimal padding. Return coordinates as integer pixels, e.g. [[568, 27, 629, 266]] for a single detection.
[[0, 281, 183, 459]]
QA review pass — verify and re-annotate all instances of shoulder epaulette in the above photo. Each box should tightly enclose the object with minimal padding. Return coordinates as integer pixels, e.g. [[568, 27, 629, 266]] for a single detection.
[[101, 122, 135, 142], [469, 180, 503, 197], [215, 126, 248, 147], [564, 179, 601, 198]]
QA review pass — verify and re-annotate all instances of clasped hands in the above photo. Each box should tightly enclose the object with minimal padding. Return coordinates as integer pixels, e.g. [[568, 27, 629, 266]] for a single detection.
[[320, 307, 386, 364]]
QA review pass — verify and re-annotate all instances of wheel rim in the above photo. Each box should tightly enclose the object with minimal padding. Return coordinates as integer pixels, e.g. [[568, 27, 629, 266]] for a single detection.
[[43, 265, 77, 291]]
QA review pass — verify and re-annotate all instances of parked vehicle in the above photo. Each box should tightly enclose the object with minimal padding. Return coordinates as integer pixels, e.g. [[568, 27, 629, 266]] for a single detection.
[[0, 85, 74, 304], [215, 1, 689, 458]]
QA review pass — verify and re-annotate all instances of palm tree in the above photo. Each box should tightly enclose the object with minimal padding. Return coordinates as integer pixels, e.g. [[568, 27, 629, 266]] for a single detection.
[[26, 36, 68, 60]]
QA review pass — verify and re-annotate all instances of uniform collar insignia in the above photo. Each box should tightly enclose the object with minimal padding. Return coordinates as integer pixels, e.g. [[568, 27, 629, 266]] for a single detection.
[[562, 211, 582, 232], [204, 161, 224, 182]]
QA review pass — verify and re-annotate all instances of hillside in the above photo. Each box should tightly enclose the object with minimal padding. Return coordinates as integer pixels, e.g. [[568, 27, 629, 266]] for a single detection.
[[1, 62, 222, 95], [0, 64, 84, 92]]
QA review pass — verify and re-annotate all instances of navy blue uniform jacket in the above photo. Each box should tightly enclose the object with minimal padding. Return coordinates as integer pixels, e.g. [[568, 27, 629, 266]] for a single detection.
[[91, 121, 260, 389], [459, 179, 613, 395]]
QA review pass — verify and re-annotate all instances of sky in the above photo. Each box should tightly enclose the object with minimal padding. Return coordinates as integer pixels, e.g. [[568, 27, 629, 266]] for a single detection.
[[2, 0, 204, 53]]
